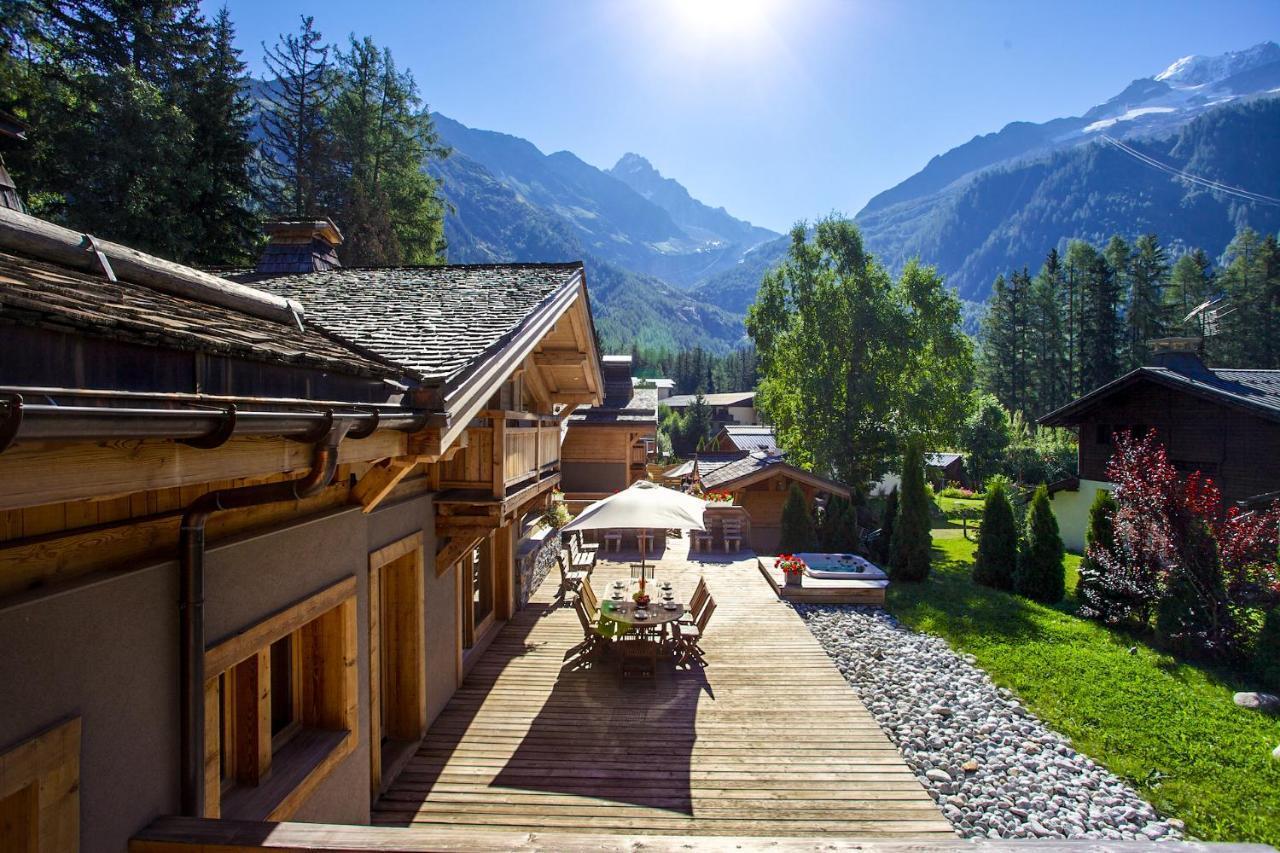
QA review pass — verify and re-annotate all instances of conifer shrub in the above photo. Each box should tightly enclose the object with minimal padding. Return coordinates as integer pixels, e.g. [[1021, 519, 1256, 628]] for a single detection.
[[1076, 489, 1121, 617], [973, 478, 1017, 590], [876, 487, 899, 563], [1014, 484, 1066, 604], [889, 439, 931, 582], [779, 484, 818, 553], [1254, 607, 1280, 690], [820, 496, 860, 552]]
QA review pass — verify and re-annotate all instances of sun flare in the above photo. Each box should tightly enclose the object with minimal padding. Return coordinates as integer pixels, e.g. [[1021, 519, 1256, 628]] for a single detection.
[[665, 0, 779, 43]]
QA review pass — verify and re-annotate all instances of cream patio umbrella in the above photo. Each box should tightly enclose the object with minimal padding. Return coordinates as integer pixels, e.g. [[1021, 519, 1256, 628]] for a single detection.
[[562, 480, 708, 591]]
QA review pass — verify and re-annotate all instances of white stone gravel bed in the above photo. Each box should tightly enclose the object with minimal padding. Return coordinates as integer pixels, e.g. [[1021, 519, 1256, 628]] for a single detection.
[[795, 603, 1184, 841]]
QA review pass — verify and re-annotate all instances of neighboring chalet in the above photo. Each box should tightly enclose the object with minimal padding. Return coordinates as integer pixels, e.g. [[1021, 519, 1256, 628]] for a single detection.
[[0, 211, 602, 850], [560, 354, 658, 506], [925, 452, 968, 489], [713, 424, 781, 454], [1039, 338, 1280, 551], [692, 450, 850, 553], [663, 390, 759, 426], [633, 375, 675, 400]]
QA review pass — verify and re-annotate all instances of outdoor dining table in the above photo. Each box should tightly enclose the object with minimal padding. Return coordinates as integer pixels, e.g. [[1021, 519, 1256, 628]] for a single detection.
[[599, 597, 683, 638]]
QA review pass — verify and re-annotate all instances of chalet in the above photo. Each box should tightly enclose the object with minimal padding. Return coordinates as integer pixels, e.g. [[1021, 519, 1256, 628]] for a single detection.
[[692, 450, 850, 553], [1039, 338, 1280, 551], [663, 390, 759, 426], [713, 424, 781, 454], [560, 354, 658, 506], [0, 210, 602, 849], [925, 452, 967, 489], [633, 375, 675, 400]]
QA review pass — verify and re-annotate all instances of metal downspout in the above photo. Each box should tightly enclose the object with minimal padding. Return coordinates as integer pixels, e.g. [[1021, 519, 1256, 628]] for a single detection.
[[177, 422, 348, 816]]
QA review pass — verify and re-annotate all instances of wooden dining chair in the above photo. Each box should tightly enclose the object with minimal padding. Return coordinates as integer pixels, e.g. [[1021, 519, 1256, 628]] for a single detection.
[[679, 577, 709, 629], [571, 596, 606, 663], [556, 551, 588, 605], [721, 518, 742, 553], [675, 595, 715, 667], [580, 577, 601, 620]]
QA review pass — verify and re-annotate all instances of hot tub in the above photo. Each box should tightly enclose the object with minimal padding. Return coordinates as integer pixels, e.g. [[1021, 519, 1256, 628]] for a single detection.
[[795, 553, 888, 580]]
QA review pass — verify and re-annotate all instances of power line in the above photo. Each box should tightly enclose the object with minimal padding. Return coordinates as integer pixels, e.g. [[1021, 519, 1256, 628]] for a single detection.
[[1100, 134, 1280, 207]]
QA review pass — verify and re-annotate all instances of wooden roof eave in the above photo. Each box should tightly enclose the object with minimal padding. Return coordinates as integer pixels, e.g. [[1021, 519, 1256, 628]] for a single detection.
[[430, 271, 601, 454], [710, 461, 851, 499], [1039, 368, 1280, 428]]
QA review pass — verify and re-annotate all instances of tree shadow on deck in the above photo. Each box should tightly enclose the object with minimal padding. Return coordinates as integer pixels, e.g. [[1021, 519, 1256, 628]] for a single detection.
[[487, 647, 710, 814], [376, 596, 711, 824]]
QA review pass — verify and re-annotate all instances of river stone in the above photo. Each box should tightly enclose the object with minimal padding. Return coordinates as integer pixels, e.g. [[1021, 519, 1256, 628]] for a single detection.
[[1234, 691, 1280, 712], [794, 603, 1181, 842]]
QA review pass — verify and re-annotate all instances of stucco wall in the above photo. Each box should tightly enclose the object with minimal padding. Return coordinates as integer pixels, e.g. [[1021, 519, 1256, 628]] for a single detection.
[[0, 489, 445, 851], [1048, 478, 1114, 553]]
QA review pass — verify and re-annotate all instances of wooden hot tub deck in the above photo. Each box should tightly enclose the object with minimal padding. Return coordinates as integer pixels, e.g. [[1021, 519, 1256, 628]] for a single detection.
[[372, 537, 946, 838], [758, 556, 889, 606]]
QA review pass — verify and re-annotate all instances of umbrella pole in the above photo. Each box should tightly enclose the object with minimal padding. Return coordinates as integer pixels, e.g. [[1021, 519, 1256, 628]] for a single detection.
[[639, 531, 647, 594]]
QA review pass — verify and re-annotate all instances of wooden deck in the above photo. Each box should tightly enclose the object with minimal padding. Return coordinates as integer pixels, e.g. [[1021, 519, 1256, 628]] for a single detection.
[[373, 536, 951, 838]]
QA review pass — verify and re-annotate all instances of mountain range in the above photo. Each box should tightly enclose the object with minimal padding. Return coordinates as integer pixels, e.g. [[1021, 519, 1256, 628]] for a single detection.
[[257, 42, 1280, 351]]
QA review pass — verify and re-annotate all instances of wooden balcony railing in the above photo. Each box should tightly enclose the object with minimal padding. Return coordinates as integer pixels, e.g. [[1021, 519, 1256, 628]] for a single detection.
[[439, 411, 561, 494]]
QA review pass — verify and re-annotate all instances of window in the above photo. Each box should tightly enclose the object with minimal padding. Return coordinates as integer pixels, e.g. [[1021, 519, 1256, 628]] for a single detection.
[[462, 536, 495, 650], [203, 577, 357, 820], [368, 534, 426, 798], [0, 717, 79, 853]]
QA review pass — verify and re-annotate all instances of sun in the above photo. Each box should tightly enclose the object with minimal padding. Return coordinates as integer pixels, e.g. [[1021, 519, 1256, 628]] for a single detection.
[[665, 0, 779, 43]]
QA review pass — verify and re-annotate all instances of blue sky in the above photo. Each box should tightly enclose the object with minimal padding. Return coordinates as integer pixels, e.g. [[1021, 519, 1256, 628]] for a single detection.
[[207, 0, 1279, 233]]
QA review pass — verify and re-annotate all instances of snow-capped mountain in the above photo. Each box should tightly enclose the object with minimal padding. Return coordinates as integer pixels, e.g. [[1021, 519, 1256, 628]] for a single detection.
[[1155, 41, 1280, 87], [860, 41, 1280, 216]]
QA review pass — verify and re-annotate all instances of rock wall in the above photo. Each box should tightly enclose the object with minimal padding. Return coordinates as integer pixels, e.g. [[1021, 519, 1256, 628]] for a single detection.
[[516, 526, 559, 608]]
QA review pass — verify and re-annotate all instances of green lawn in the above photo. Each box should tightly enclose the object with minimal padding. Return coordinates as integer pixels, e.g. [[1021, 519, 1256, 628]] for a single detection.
[[886, 528, 1280, 845]]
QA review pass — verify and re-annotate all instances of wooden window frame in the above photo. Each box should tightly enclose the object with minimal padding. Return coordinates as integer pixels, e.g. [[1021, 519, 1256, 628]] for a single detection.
[[0, 717, 79, 853], [202, 576, 357, 821], [367, 533, 427, 799]]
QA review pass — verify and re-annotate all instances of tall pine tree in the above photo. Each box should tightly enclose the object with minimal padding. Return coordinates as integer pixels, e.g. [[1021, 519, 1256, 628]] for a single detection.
[[1124, 234, 1169, 370], [260, 16, 335, 218]]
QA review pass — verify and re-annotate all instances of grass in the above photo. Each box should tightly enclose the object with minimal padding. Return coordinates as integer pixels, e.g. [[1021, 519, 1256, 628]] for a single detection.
[[886, 528, 1280, 845]]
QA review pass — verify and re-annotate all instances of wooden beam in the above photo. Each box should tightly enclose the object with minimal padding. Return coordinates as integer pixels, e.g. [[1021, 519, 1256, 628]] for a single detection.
[[0, 480, 354, 601], [434, 532, 485, 576], [0, 431, 405, 512], [351, 456, 420, 513], [532, 349, 586, 367]]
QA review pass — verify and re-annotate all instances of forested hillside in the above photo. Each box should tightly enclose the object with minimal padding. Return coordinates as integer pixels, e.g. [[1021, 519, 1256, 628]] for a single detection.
[[858, 98, 1280, 303]]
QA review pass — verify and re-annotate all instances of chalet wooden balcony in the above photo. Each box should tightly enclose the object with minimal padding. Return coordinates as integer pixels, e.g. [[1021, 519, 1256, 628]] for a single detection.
[[438, 411, 562, 496]]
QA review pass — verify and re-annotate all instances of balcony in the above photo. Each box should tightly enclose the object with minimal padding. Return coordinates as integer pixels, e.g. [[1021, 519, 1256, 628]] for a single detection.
[[438, 411, 561, 495]]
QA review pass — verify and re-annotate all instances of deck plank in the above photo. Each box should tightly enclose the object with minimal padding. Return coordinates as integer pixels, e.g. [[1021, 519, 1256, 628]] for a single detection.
[[374, 538, 953, 838]]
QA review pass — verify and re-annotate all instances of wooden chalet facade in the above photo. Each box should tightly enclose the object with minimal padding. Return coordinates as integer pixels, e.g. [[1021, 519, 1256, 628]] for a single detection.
[[560, 354, 657, 506], [0, 212, 602, 851], [1039, 341, 1280, 551], [693, 451, 850, 553]]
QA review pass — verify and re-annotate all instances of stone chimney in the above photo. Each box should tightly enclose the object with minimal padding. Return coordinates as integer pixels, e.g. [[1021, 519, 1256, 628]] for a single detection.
[[600, 355, 634, 407], [1148, 336, 1210, 377], [0, 111, 30, 213], [255, 219, 342, 275]]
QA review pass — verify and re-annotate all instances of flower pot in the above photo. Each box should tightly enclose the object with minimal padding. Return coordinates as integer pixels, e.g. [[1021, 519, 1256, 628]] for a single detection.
[[784, 572, 803, 588]]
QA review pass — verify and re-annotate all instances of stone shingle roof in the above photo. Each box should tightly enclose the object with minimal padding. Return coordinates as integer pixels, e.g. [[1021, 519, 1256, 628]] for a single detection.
[[240, 263, 583, 384], [698, 452, 779, 490], [0, 250, 397, 378], [570, 386, 658, 425], [1040, 362, 1280, 426]]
